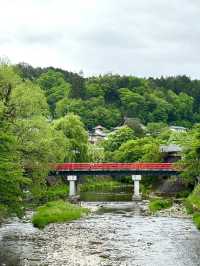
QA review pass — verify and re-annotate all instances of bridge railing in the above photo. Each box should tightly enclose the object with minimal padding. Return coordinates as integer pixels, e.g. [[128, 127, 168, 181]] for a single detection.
[[53, 162, 176, 171]]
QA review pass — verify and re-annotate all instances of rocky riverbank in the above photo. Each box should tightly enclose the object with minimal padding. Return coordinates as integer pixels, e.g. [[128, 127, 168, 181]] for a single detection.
[[0, 201, 199, 266], [153, 203, 191, 218]]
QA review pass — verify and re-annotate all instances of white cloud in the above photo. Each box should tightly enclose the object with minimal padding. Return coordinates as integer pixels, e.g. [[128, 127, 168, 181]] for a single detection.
[[0, 0, 200, 77]]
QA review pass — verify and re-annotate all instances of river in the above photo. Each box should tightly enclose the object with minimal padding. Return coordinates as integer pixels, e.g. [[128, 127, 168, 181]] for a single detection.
[[0, 201, 200, 266]]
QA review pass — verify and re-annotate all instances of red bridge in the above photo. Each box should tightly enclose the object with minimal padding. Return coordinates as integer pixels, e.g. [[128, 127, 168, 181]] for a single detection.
[[53, 163, 180, 198], [53, 162, 180, 176]]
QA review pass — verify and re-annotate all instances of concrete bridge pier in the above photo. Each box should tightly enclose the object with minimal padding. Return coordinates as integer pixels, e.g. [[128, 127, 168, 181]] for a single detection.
[[67, 175, 77, 197], [132, 175, 142, 200]]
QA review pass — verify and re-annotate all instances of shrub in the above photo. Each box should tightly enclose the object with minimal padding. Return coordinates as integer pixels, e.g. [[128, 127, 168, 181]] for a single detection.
[[32, 200, 89, 229], [187, 185, 200, 210], [0, 204, 8, 222], [184, 198, 194, 214], [149, 198, 172, 213], [193, 213, 200, 230]]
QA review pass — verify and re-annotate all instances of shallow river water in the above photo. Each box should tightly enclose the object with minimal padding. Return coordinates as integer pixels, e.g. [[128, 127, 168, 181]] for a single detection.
[[0, 202, 200, 266]]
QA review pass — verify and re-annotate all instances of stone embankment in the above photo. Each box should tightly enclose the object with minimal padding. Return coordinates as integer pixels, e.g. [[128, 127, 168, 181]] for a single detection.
[[153, 203, 191, 218]]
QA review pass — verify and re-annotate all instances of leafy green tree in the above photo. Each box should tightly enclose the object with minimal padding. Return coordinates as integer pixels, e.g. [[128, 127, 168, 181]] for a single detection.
[[88, 145, 105, 162], [103, 126, 135, 152], [11, 81, 49, 118], [85, 81, 105, 98], [0, 63, 28, 213], [52, 114, 89, 162], [119, 88, 145, 119], [113, 137, 162, 163], [124, 117, 144, 137], [180, 126, 200, 183], [37, 69, 71, 115], [146, 122, 169, 137]]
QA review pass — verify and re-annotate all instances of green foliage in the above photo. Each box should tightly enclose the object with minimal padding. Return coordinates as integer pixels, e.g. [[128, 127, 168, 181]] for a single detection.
[[146, 122, 168, 136], [87, 144, 105, 162], [113, 137, 163, 163], [11, 82, 49, 118], [30, 184, 69, 204], [0, 64, 30, 214], [184, 198, 194, 214], [149, 198, 173, 213], [0, 204, 8, 222], [13, 117, 67, 186], [186, 185, 200, 211], [15, 65, 200, 129], [32, 200, 89, 229], [103, 126, 135, 152], [193, 212, 200, 230], [184, 185, 200, 230], [37, 69, 71, 115], [180, 127, 200, 182], [53, 114, 89, 162], [80, 180, 121, 192]]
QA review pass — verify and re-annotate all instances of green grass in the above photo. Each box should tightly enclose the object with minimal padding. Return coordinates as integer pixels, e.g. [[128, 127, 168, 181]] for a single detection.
[[186, 185, 200, 210], [149, 198, 173, 213], [193, 212, 200, 230], [32, 200, 89, 229], [184, 185, 200, 230], [45, 185, 69, 200]]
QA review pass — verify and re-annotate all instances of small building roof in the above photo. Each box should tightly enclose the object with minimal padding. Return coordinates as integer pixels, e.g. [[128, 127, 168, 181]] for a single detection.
[[94, 125, 105, 129], [160, 144, 182, 153], [169, 126, 187, 130]]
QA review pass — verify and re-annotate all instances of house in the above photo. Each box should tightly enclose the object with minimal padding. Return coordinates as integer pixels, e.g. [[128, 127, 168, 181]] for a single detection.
[[160, 144, 182, 162], [89, 125, 108, 144], [169, 126, 187, 133]]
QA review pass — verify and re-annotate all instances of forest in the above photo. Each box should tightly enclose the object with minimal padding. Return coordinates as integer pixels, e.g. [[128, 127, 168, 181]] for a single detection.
[[0, 61, 200, 218]]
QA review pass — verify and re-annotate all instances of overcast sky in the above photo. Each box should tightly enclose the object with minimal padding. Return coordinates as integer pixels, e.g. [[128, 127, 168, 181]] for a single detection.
[[0, 0, 200, 77]]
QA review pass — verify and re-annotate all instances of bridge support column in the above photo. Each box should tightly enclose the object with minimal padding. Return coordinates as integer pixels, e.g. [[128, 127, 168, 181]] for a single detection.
[[132, 175, 142, 200], [67, 175, 77, 197]]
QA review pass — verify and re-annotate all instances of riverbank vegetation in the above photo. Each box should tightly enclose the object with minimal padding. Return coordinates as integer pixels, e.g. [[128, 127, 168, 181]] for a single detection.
[[80, 179, 121, 192], [32, 200, 89, 229], [149, 198, 173, 213], [185, 185, 200, 229], [1, 59, 200, 223]]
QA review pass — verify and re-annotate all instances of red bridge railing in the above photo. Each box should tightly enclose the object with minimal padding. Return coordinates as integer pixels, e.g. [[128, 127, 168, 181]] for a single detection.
[[54, 163, 176, 171]]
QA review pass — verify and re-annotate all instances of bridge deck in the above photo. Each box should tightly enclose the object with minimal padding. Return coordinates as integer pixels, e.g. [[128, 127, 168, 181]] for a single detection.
[[53, 163, 180, 176]]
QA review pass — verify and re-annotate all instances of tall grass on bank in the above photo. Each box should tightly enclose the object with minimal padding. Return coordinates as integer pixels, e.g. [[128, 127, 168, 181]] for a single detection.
[[149, 198, 172, 213], [32, 200, 89, 229], [184, 185, 200, 230]]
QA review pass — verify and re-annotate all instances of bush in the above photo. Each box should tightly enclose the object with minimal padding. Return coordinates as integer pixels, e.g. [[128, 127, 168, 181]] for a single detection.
[[184, 198, 194, 214], [44, 185, 69, 201], [29, 184, 69, 205], [0, 204, 8, 222], [149, 198, 172, 213], [32, 200, 89, 229], [193, 213, 200, 230], [187, 185, 200, 210]]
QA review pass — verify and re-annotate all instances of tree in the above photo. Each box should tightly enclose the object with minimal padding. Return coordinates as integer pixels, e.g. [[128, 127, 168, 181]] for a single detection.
[[146, 122, 169, 137], [180, 126, 200, 183], [52, 114, 89, 162], [37, 69, 71, 115], [103, 126, 135, 152], [0, 63, 28, 213], [113, 137, 162, 163], [11, 81, 49, 118]]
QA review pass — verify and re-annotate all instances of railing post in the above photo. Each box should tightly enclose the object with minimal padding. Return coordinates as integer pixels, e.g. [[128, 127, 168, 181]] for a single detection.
[[132, 175, 142, 200], [67, 175, 77, 197]]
